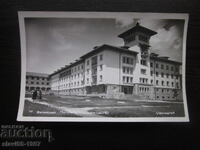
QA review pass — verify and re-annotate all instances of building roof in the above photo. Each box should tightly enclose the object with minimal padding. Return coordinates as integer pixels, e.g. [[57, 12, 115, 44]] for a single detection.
[[118, 22, 157, 38], [150, 53, 182, 65], [49, 44, 138, 77], [26, 72, 49, 77], [80, 44, 138, 59]]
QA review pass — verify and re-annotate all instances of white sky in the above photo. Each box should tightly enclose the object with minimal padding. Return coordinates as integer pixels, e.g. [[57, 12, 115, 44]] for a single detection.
[[25, 16, 184, 74]]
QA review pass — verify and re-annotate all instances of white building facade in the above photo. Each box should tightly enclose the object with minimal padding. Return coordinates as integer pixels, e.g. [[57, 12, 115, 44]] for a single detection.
[[49, 23, 182, 101]]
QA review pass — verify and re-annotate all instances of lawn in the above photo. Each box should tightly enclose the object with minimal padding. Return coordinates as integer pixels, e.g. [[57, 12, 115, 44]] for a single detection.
[[88, 103, 185, 117], [23, 95, 185, 117]]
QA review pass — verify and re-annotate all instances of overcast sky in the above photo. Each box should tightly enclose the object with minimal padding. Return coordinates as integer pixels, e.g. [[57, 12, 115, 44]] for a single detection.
[[25, 16, 184, 74]]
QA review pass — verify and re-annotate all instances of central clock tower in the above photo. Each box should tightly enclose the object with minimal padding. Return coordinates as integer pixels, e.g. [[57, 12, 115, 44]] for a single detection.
[[118, 22, 157, 95]]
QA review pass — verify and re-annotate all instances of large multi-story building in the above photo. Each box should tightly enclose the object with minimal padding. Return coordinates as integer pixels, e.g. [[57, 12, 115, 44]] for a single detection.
[[26, 72, 51, 94], [49, 23, 182, 100]]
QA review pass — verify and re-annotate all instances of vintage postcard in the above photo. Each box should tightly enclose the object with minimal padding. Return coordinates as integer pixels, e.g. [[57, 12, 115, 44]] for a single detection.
[[17, 12, 189, 122]]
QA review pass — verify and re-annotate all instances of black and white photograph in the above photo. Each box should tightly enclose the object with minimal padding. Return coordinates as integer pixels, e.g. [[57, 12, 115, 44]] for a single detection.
[[17, 12, 189, 122]]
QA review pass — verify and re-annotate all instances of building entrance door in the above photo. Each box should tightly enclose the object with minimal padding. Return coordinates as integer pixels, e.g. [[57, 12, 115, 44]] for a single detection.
[[122, 86, 133, 94]]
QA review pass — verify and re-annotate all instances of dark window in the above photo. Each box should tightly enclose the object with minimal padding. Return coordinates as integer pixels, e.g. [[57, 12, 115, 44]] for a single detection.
[[150, 62, 153, 67], [161, 64, 164, 69], [151, 79, 153, 84], [126, 77, 129, 83], [130, 77, 133, 83], [176, 82, 179, 88], [156, 72, 159, 77], [123, 76, 126, 83], [141, 59, 147, 66], [175, 67, 179, 72], [139, 35, 148, 42], [141, 69, 146, 74], [100, 65, 103, 71], [166, 65, 169, 70], [123, 67, 126, 73], [171, 66, 174, 71], [100, 75, 103, 82], [87, 60, 90, 65], [123, 57, 126, 63], [92, 56, 97, 65], [100, 54, 103, 61], [123, 57, 133, 65], [161, 72, 164, 78], [151, 71, 153, 76], [156, 80, 159, 85], [130, 58, 133, 65], [156, 63, 159, 68]]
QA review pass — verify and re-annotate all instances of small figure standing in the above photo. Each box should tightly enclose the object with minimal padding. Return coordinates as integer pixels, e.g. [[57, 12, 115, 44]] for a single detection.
[[39, 89, 42, 100], [32, 90, 37, 100], [36, 89, 40, 99]]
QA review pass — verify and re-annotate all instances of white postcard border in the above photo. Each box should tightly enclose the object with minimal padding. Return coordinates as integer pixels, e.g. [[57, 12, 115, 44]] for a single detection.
[[17, 11, 189, 122]]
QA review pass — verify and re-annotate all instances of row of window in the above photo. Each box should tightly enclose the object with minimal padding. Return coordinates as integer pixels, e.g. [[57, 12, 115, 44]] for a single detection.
[[156, 96, 174, 99], [139, 87, 175, 93], [26, 87, 51, 91], [26, 81, 49, 85], [59, 80, 85, 88], [86, 75, 103, 84], [140, 78, 148, 84], [140, 59, 147, 66], [60, 54, 103, 77], [152, 80, 179, 88], [86, 65, 103, 75], [26, 76, 49, 81], [71, 64, 84, 73], [61, 73, 84, 81], [151, 71, 179, 79], [139, 87, 150, 92], [87, 54, 103, 66], [150, 63, 179, 72], [123, 56, 134, 65], [59, 88, 84, 93], [123, 76, 133, 84], [54, 75, 104, 88], [123, 66, 133, 74], [156, 88, 172, 93]]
